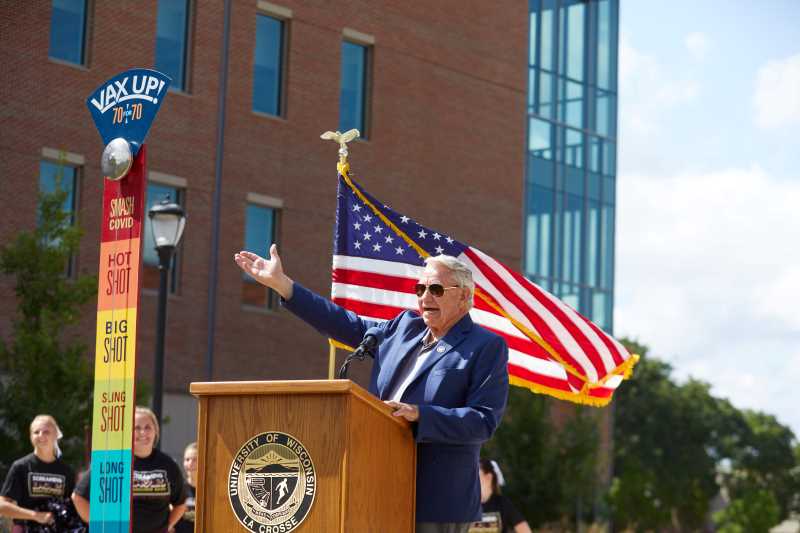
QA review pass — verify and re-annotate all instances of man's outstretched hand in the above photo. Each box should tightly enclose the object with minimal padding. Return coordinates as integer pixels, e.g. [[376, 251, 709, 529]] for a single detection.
[[234, 243, 294, 299]]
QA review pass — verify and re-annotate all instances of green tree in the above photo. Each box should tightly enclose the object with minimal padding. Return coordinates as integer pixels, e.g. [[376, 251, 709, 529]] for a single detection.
[[0, 173, 96, 479], [725, 410, 799, 516], [482, 387, 561, 526], [609, 339, 735, 531], [483, 385, 605, 528], [713, 489, 780, 533]]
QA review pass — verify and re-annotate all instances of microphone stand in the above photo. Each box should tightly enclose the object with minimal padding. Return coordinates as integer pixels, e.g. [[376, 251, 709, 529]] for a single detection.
[[337, 344, 374, 379]]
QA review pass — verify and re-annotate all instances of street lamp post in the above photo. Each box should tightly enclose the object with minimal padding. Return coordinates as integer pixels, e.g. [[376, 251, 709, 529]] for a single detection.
[[148, 197, 186, 440]]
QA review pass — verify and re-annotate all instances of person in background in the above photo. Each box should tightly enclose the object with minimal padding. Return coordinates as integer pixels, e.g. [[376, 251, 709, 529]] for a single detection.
[[0, 415, 77, 532], [72, 406, 187, 533], [174, 442, 197, 533], [470, 459, 531, 533]]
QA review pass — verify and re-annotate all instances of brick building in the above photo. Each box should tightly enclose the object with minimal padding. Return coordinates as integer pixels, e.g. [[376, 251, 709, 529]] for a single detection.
[[1, 0, 530, 456]]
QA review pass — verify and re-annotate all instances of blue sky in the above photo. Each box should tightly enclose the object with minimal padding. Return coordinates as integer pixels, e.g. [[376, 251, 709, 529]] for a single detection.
[[614, 2, 800, 437]]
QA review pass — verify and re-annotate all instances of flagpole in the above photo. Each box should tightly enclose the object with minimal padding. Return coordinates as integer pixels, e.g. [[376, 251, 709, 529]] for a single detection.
[[321, 128, 360, 380], [328, 344, 336, 380]]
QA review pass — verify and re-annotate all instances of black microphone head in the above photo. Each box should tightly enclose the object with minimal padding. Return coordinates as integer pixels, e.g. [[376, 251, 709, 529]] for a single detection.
[[362, 326, 385, 348]]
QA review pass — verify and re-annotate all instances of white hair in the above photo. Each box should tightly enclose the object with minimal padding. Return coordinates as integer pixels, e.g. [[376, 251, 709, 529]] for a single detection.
[[424, 255, 475, 307]]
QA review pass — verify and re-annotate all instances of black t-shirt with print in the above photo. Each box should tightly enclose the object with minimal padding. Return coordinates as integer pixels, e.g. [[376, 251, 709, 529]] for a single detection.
[[0, 453, 76, 527], [173, 484, 195, 533], [469, 494, 527, 533], [75, 449, 187, 533]]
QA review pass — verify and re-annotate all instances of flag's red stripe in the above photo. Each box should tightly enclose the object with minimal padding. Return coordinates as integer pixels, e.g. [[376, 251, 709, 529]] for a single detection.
[[469, 248, 608, 379], [508, 364, 572, 392], [332, 297, 409, 321], [479, 325, 553, 361], [503, 263, 624, 372], [332, 268, 417, 294], [464, 248, 591, 377]]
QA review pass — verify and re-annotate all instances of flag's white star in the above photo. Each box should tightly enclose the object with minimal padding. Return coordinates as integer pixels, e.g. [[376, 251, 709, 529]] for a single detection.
[[373, 243, 382, 252], [374, 225, 383, 233], [353, 222, 361, 230], [363, 233, 371, 241], [435, 246, 444, 254], [400, 215, 410, 223], [433, 233, 441, 240], [384, 235, 394, 244], [352, 204, 362, 212], [354, 241, 361, 249], [446, 236, 454, 244], [363, 214, 372, 222], [395, 246, 404, 255], [418, 229, 427, 239]]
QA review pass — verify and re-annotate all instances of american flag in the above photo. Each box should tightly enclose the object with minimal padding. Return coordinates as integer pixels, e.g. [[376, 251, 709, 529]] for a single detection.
[[331, 172, 637, 406]]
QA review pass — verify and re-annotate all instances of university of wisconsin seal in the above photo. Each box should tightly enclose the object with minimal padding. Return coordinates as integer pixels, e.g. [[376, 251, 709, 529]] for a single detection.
[[228, 432, 317, 533]]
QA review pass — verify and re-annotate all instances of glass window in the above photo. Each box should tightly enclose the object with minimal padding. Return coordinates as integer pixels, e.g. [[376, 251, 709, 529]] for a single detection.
[[564, 128, 583, 168], [528, 118, 553, 159], [528, 156, 554, 188], [562, 192, 582, 284], [592, 291, 609, 331], [589, 136, 601, 172], [559, 79, 583, 129], [538, 71, 553, 118], [587, 198, 600, 286], [600, 203, 614, 289], [155, 0, 190, 91], [253, 14, 284, 116], [39, 160, 77, 221], [602, 176, 615, 204], [540, 2, 554, 71], [565, 1, 584, 81], [143, 183, 184, 293], [243, 204, 278, 308], [597, 0, 611, 89], [525, 184, 553, 278], [49, 0, 87, 65], [558, 283, 579, 310], [340, 41, 369, 135], [529, 10, 538, 66], [603, 141, 616, 176]]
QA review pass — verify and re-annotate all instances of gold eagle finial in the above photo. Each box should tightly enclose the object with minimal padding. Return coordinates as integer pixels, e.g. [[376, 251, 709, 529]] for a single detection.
[[320, 129, 360, 174]]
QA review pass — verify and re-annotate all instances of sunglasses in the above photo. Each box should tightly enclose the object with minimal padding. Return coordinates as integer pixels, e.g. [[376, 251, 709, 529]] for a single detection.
[[414, 283, 460, 297]]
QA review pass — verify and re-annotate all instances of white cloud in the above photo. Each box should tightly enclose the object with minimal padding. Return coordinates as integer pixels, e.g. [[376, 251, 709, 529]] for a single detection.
[[618, 36, 701, 174], [754, 53, 800, 128], [685, 32, 711, 61], [615, 165, 800, 435]]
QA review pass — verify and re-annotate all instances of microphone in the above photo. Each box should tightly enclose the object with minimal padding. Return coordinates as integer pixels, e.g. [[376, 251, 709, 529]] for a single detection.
[[338, 326, 384, 379]]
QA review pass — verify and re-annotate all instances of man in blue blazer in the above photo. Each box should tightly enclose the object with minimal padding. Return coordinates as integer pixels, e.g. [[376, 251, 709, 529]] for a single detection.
[[235, 245, 509, 532]]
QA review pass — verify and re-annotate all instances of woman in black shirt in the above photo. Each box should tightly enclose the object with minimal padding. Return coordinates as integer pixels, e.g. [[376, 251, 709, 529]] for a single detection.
[[470, 459, 531, 533], [0, 415, 77, 531], [72, 406, 187, 533]]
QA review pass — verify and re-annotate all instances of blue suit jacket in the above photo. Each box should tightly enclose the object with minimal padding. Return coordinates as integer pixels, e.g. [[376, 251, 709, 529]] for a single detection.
[[284, 283, 509, 523]]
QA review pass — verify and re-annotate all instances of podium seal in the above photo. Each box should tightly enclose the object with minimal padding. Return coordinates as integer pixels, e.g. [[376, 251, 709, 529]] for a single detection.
[[228, 432, 317, 532]]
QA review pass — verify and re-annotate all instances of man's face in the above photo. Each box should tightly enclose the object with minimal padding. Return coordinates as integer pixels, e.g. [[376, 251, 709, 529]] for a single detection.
[[416, 262, 469, 336]]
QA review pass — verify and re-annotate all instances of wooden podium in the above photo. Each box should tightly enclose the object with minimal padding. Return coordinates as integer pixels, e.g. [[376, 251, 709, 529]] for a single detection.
[[190, 380, 416, 532]]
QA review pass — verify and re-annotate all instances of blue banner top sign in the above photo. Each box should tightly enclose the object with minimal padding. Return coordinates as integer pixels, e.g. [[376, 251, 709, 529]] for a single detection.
[[86, 68, 172, 155]]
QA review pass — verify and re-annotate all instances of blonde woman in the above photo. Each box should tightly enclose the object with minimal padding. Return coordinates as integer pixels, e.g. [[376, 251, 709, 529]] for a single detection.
[[0, 415, 76, 532], [174, 442, 197, 533], [72, 406, 187, 533]]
